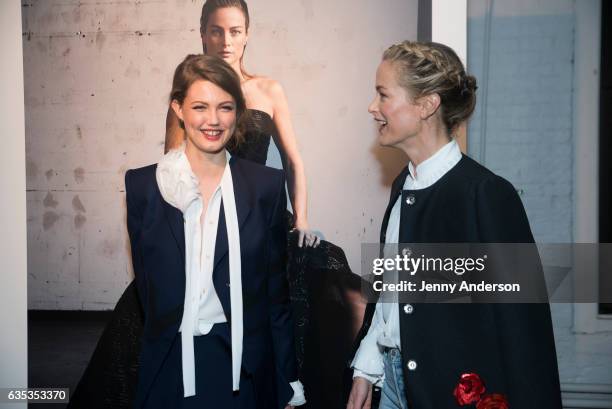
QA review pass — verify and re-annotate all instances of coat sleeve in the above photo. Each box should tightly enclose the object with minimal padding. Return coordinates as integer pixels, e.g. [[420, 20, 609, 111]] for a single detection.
[[125, 170, 148, 318], [475, 175, 535, 243], [266, 171, 298, 407], [475, 175, 562, 409]]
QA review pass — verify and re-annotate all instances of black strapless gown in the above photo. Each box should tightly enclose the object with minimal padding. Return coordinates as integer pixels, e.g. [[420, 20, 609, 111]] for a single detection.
[[67, 109, 361, 409]]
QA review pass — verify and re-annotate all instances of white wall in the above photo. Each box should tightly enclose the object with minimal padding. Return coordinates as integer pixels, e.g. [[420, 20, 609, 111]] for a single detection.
[[23, 0, 418, 310], [1, 0, 28, 406], [432, 0, 467, 64], [467, 0, 612, 395]]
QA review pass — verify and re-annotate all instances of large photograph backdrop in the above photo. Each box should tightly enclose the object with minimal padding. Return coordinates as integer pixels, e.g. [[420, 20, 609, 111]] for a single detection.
[[23, 0, 417, 310]]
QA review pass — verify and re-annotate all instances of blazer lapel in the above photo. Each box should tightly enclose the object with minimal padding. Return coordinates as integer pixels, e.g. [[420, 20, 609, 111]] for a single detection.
[[213, 157, 252, 271], [163, 200, 185, 263], [212, 158, 253, 320]]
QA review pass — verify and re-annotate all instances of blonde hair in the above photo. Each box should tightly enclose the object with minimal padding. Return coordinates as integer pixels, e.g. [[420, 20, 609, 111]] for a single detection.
[[383, 41, 477, 133]]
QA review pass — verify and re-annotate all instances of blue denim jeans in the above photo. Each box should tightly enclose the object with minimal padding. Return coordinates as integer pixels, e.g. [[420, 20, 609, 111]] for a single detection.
[[378, 348, 409, 409]]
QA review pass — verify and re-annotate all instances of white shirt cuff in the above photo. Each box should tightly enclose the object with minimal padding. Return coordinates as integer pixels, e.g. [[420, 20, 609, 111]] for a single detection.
[[288, 380, 306, 406], [352, 369, 384, 387], [351, 336, 385, 377]]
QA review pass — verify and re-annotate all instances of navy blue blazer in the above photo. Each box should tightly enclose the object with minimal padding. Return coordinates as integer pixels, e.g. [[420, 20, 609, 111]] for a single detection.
[[125, 156, 297, 408]]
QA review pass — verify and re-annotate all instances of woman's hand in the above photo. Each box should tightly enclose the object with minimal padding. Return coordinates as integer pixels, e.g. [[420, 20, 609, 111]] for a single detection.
[[284, 406, 294, 409], [293, 220, 320, 248], [346, 377, 373, 409]]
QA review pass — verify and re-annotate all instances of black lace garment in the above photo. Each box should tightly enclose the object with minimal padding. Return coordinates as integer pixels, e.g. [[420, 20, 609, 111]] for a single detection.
[[68, 109, 361, 409], [228, 109, 273, 166]]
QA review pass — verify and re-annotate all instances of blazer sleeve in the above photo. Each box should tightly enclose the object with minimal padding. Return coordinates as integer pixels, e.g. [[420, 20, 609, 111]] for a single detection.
[[474, 175, 562, 408], [266, 171, 298, 406], [125, 170, 148, 318]]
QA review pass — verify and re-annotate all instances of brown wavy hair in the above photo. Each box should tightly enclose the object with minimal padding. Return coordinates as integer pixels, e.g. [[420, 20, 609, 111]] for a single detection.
[[170, 54, 248, 148]]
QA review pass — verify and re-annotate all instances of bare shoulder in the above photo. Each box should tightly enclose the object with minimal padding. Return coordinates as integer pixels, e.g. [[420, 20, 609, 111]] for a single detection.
[[245, 75, 285, 98]]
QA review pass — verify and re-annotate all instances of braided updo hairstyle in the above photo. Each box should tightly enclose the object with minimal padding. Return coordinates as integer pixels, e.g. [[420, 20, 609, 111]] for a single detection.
[[383, 41, 477, 134]]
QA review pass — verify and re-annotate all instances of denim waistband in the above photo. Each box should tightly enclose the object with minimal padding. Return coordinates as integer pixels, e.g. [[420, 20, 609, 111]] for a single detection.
[[383, 347, 402, 360]]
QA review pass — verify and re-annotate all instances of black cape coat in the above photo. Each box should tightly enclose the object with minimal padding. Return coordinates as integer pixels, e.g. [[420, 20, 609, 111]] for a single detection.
[[348, 155, 562, 409]]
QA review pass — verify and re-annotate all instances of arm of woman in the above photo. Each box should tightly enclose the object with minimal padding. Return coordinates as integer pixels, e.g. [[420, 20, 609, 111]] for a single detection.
[[125, 170, 148, 316], [164, 105, 184, 153], [346, 301, 385, 409], [475, 176, 561, 408], [268, 80, 319, 247]]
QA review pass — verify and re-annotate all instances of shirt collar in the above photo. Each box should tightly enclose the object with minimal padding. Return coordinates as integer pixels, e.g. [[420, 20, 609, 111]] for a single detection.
[[405, 139, 462, 190], [156, 145, 232, 213]]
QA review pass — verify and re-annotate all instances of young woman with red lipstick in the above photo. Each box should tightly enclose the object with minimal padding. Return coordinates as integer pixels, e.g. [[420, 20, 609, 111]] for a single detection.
[[69, 2, 359, 408], [128, 54, 303, 409]]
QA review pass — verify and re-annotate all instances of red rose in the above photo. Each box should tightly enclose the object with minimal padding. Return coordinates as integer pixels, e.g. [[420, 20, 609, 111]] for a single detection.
[[476, 394, 509, 409], [453, 373, 486, 406]]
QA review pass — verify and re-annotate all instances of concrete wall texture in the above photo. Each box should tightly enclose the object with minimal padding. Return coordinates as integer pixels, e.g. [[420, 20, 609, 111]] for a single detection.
[[23, 0, 417, 310], [467, 0, 612, 387]]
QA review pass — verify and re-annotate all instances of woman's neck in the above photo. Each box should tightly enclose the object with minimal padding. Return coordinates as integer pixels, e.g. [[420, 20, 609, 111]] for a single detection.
[[184, 143, 227, 183], [401, 123, 451, 167], [231, 62, 246, 83]]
